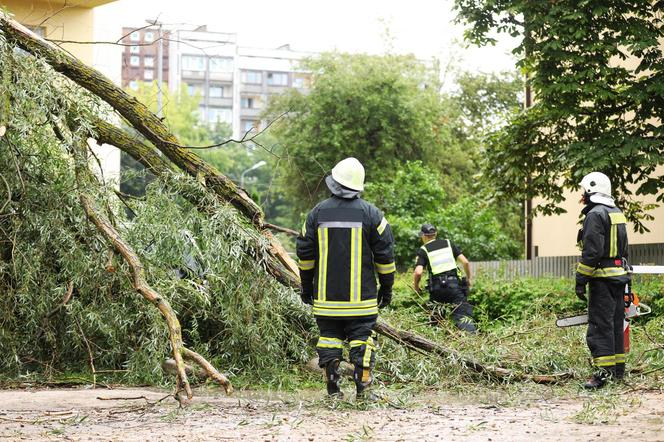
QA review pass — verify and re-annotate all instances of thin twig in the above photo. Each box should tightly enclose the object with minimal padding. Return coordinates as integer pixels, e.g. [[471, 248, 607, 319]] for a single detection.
[[75, 316, 96, 388], [264, 222, 299, 237]]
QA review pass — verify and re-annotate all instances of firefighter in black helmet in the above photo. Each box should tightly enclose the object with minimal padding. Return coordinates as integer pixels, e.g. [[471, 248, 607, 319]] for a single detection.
[[413, 223, 477, 333], [296, 157, 395, 400], [576, 172, 630, 389]]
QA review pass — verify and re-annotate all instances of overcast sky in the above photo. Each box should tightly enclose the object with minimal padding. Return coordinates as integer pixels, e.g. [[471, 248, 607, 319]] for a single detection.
[[96, 0, 518, 82]]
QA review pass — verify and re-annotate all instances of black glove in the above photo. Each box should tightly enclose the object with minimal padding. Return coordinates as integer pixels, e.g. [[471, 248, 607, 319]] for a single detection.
[[300, 287, 313, 305], [575, 282, 587, 302], [377, 288, 392, 309]]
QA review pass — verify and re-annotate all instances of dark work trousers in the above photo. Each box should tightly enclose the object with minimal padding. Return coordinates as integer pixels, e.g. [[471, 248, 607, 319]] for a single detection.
[[587, 280, 625, 367], [429, 277, 477, 333], [316, 317, 377, 369]]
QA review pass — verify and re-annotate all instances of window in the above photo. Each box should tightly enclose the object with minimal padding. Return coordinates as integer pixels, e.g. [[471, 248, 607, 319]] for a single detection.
[[242, 71, 262, 84], [130, 45, 140, 54], [208, 108, 232, 124], [209, 57, 233, 72], [292, 77, 305, 88], [209, 86, 224, 98], [129, 55, 140, 67], [241, 97, 253, 109], [144, 56, 154, 67], [267, 72, 288, 86], [129, 81, 139, 91], [242, 120, 257, 132], [129, 31, 140, 42], [182, 55, 206, 71], [144, 69, 154, 80], [187, 84, 203, 96], [144, 31, 154, 43]]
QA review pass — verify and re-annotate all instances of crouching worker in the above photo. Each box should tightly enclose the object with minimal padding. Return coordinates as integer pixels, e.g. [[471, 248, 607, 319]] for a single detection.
[[296, 157, 396, 400], [413, 224, 477, 333]]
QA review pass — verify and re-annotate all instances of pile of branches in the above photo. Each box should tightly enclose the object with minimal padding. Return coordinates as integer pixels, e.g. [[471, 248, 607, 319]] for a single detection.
[[0, 16, 568, 401]]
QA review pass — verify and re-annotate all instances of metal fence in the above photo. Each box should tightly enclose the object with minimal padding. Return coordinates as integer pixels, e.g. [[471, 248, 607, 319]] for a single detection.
[[473, 243, 664, 279]]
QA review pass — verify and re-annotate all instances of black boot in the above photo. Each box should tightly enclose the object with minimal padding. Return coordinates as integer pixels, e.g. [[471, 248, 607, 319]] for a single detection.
[[354, 365, 379, 402], [614, 363, 625, 380], [323, 359, 343, 397], [583, 367, 613, 389]]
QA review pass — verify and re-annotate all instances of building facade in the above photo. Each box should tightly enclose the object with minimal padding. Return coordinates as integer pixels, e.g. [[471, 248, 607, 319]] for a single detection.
[[120, 27, 169, 90], [120, 26, 313, 138]]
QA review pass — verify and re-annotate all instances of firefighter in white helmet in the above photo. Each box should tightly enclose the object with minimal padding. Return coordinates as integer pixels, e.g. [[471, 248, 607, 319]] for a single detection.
[[576, 171, 630, 388], [296, 157, 395, 400]]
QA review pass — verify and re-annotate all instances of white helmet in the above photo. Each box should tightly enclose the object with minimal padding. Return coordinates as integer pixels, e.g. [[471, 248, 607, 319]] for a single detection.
[[580, 172, 615, 206], [331, 157, 365, 191]]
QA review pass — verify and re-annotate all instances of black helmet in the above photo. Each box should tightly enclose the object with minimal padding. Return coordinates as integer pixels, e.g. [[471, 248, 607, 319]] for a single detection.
[[420, 223, 437, 235]]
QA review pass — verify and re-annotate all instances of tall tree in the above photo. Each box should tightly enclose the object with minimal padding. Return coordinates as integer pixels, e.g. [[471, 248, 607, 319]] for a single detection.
[[455, 0, 664, 230], [264, 52, 473, 215]]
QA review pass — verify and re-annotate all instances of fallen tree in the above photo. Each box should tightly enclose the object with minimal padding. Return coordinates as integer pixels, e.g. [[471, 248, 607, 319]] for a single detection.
[[0, 14, 569, 396]]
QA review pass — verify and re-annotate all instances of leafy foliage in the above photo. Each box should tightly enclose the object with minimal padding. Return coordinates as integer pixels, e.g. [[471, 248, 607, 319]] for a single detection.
[[264, 52, 473, 215], [0, 36, 313, 384], [364, 161, 521, 266], [454, 0, 664, 230]]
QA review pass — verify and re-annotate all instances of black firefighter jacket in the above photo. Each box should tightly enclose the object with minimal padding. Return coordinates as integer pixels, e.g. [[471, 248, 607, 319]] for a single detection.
[[576, 203, 630, 285], [296, 195, 395, 319]]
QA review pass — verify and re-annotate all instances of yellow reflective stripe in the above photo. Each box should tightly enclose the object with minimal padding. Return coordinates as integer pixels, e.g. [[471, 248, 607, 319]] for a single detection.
[[577, 262, 596, 276], [349, 340, 365, 347], [375, 262, 396, 274], [609, 213, 627, 225], [593, 355, 616, 367], [301, 220, 307, 237], [314, 299, 377, 308], [578, 262, 627, 278], [317, 227, 328, 301], [316, 337, 344, 349], [363, 337, 374, 367], [615, 353, 626, 364], [377, 217, 388, 235], [350, 227, 362, 303], [313, 306, 379, 317], [298, 259, 315, 270], [610, 224, 617, 257]]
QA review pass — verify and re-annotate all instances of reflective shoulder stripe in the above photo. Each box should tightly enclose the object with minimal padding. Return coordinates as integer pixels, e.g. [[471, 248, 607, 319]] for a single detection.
[[609, 212, 627, 225], [375, 262, 396, 274], [319, 221, 363, 228], [298, 259, 315, 270], [377, 217, 388, 235]]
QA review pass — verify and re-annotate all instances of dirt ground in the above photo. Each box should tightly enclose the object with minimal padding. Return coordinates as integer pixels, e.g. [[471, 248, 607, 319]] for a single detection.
[[1, 386, 663, 441]]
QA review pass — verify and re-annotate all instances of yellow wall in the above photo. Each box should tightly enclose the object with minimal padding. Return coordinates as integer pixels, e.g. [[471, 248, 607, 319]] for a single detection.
[[1, 0, 115, 64], [532, 166, 664, 256]]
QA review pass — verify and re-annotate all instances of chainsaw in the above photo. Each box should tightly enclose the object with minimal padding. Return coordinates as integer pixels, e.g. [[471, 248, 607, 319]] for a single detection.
[[555, 265, 660, 328]]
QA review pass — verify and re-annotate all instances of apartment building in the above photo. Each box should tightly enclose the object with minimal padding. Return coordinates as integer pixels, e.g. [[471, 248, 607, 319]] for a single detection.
[[121, 26, 313, 138], [120, 27, 170, 89]]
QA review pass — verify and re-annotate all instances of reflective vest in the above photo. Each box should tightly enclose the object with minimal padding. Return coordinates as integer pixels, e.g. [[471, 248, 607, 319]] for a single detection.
[[421, 239, 457, 276]]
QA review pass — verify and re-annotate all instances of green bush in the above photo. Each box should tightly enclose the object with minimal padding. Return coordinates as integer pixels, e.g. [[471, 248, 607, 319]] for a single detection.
[[364, 161, 521, 267]]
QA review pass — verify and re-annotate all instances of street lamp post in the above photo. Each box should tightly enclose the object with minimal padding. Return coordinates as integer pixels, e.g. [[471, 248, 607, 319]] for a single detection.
[[240, 160, 266, 188]]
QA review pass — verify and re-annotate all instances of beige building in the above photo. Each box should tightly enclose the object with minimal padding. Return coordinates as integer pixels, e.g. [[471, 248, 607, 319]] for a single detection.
[[532, 168, 664, 257], [2, 0, 116, 63]]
